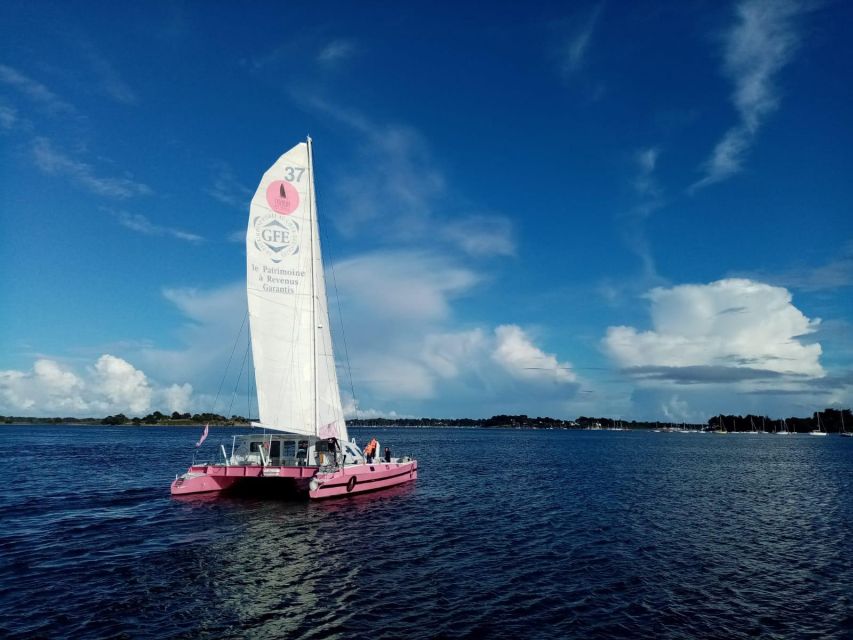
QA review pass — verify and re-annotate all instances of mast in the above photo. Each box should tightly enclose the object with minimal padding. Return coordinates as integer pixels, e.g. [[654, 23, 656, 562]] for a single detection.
[[307, 136, 318, 436]]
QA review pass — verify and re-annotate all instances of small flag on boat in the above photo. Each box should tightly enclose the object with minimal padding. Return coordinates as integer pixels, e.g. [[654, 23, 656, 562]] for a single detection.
[[196, 424, 209, 448]]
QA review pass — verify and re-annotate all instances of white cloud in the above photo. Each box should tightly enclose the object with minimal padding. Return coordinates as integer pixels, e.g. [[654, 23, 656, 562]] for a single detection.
[[0, 355, 194, 416], [603, 278, 824, 381], [162, 383, 194, 414], [92, 354, 152, 414], [333, 250, 480, 323], [422, 329, 487, 379], [114, 246, 579, 417], [493, 325, 576, 383], [692, 0, 806, 190], [32, 137, 151, 199], [109, 209, 204, 243], [341, 393, 405, 420]]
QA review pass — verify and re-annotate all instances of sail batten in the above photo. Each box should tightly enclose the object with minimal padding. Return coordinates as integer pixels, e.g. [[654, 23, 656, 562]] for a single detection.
[[246, 141, 347, 442]]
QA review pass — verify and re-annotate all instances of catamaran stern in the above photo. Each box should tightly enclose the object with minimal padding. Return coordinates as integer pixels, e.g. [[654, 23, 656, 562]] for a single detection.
[[170, 464, 318, 496]]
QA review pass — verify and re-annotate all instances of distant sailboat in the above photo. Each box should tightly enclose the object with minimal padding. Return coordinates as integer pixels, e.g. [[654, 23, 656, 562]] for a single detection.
[[712, 415, 727, 435], [171, 139, 418, 498], [809, 412, 828, 436], [777, 418, 791, 435], [841, 413, 852, 437]]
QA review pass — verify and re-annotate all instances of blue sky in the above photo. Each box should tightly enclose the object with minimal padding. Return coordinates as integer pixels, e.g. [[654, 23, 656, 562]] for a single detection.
[[1, 0, 851, 422]]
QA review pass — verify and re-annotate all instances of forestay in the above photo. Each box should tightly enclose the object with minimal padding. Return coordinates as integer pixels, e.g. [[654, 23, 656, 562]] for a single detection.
[[246, 140, 347, 441]]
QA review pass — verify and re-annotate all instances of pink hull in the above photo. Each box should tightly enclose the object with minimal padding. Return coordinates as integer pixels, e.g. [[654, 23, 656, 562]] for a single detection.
[[170, 464, 317, 496], [309, 461, 418, 499]]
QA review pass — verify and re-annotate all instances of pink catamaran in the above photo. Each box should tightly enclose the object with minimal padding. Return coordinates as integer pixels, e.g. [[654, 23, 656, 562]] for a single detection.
[[171, 139, 417, 499]]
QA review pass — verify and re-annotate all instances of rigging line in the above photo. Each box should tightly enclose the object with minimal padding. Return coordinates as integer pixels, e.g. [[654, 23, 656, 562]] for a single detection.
[[227, 341, 251, 420], [247, 325, 252, 421], [212, 310, 248, 415], [314, 170, 357, 414]]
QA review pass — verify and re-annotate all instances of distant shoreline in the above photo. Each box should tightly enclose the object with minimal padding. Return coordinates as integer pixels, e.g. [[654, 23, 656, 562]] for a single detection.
[[2, 408, 850, 433]]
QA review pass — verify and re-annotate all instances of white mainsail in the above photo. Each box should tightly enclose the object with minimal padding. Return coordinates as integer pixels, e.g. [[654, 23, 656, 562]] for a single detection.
[[246, 139, 347, 441]]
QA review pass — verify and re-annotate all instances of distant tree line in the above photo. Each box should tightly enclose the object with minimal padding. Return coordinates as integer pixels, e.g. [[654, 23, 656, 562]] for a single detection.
[[709, 409, 852, 434], [1, 408, 850, 431], [0, 411, 252, 426]]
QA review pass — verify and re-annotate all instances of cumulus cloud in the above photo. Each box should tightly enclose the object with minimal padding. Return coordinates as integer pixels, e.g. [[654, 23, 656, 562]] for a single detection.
[[692, 0, 807, 190], [422, 329, 488, 379], [143, 250, 577, 416], [603, 278, 824, 383], [334, 253, 578, 410], [92, 354, 152, 413], [492, 325, 576, 384], [0, 355, 194, 416]]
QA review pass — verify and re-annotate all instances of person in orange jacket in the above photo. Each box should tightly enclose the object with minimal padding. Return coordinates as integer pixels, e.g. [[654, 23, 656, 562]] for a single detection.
[[364, 437, 378, 463]]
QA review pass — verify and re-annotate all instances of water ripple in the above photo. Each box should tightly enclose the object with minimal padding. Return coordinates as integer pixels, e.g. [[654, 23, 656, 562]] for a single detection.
[[0, 426, 851, 638]]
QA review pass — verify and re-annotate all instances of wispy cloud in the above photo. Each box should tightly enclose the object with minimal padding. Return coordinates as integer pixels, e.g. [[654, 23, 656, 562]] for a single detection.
[[0, 101, 20, 130], [441, 215, 516, 258], [633, 147, 661, 200], [297, 95, 516, 256], [32, 137, 151, 199], [206, 162, 253, 210], [108, 209, 204, 243], [558, 3, 603, 77], [317, 39, 358, 67], [691, 0, 808, 191], [79, 41, 137, 105], [734, 241, 853, 291], [615, 146, 667, 287], [0, 63, 76, 115], [248, 34, 358, 73]]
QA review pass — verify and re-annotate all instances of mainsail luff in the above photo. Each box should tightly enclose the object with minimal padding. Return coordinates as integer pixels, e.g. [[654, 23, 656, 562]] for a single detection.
[[246, 140, 347, 441]]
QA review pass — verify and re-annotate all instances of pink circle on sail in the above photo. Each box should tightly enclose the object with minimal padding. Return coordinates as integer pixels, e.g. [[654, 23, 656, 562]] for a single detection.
[[266, 180, 300, 215]]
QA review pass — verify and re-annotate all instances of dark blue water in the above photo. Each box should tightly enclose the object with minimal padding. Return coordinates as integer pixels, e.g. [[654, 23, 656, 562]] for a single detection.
[[1, 426, 851, 639]]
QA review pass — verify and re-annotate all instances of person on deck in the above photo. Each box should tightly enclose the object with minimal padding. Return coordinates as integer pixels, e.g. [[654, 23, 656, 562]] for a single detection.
[[364, 438, 378, 463], [383, 446, 391, 463]]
